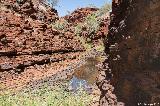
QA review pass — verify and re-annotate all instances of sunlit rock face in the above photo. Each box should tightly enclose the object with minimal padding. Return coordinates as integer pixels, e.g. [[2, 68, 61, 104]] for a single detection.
[[64, 7, 99, 25], [64, 7, 110, 41], [103, 0, 160, 105], [0, 0, 85, 90], [1, 0, 59, 23]]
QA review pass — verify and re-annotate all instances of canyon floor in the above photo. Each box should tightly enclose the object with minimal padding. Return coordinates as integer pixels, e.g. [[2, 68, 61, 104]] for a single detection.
[[0, 0, 112, 106]]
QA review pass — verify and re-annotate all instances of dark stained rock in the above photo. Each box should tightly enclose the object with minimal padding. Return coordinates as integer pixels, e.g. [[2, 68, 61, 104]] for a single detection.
[[101, 0, 160, 105]]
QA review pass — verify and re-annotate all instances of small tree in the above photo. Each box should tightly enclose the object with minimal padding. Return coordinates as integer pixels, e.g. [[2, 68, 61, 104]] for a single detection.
[[75, 24, 83, 35], [97, 3, 112, 17], [43, 0, 59, 7], [74, 13, 101, 40], [84, 13, 101, 38], [52, 19, 69, 31], [101, 3, 112, 12]]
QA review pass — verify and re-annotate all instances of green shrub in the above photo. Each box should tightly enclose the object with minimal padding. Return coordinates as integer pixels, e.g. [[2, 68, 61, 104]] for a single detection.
[[52, 19, 69, 31], [74, 12, 101, 38], [97, 3, 112, 17], [76, 36, 93, 51], [75, 24, 83, 36], [84, 13, 100, 37], [74, 13, 101, 50], [0, 83, 94, 106]]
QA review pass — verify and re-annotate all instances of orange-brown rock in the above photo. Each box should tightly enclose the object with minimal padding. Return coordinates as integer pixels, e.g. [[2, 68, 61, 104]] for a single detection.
[[1, 0, 59, 23], [0, 0, 84, 73], [64, 7, 99, 25]]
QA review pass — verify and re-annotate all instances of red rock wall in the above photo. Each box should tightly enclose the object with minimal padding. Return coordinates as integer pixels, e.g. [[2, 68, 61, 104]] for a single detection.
[[0, 0, 84, 72], [102, 0, 160, 105]]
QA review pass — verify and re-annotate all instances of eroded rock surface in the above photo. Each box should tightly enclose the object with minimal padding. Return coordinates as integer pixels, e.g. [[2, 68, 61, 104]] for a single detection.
[[0, 0, 84, 72], [0, 0, 86, 91]]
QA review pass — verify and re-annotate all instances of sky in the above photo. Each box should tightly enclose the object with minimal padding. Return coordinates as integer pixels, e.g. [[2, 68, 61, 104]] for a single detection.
[[54, 0, 112, 17]]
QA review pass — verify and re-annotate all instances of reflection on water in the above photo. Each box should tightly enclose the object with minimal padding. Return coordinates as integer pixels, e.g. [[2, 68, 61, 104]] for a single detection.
[[74, 57, 99, 84], [68, 76, 92, 93], [69, 57, 102, 91]]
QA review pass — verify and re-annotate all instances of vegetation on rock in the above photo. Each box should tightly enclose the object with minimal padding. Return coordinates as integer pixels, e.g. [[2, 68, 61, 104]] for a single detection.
[[52, 19, 69, 31]]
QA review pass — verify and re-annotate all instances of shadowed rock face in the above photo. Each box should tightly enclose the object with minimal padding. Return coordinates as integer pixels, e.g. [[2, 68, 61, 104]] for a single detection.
[[102, 0, 160, 105]]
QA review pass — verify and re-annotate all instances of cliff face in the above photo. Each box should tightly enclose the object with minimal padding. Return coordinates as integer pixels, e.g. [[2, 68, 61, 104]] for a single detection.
[[0, 0, 84, 72], [0, 0, 85, 89], [0, 0, 108, 92], [102, 0, 160, 105]]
